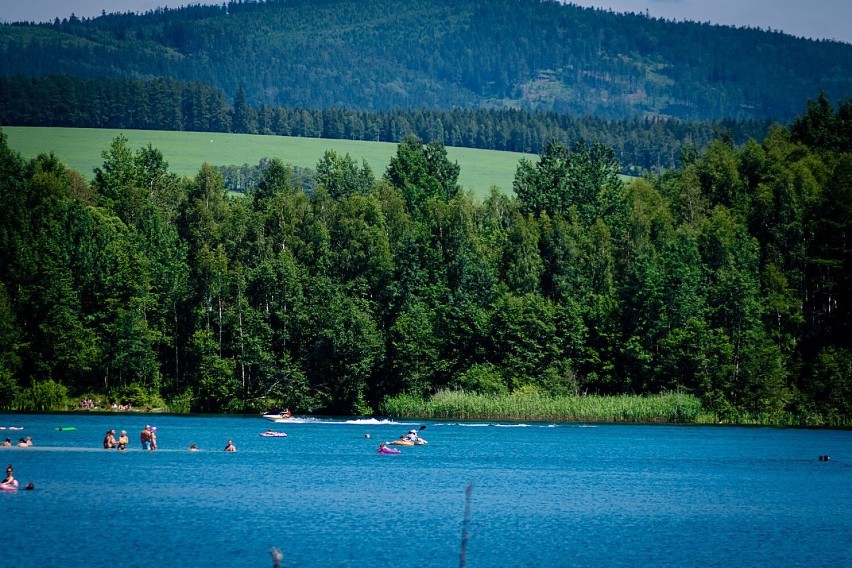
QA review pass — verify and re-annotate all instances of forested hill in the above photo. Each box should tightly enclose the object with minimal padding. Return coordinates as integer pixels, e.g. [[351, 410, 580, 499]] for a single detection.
[[1, 0, 851, 121]]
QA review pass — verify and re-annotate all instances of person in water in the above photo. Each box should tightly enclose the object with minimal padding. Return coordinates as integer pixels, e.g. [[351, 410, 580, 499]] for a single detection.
[[140, 425, 153, 450], [103, 429, 117, 449], [117, 430, 129, 451], [1, 465, 17, 489], [224, 440, 236, 452], [1, 438, 10, 447], [150, 427, 158, 450], [188, 443, 199, 452]]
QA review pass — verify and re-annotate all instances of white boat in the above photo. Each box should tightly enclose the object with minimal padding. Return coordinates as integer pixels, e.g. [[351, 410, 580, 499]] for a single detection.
[[259, 430, 288, 438], [263, 413, 292, 421]]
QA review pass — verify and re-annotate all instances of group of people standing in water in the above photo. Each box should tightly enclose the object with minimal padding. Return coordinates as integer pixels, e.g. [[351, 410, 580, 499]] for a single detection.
[[102, 429, 131, 451], [2, 436, 32, 447], [102, 424, 236, 452], [139, 425, 157, 450], [102, 424, 166, 451]]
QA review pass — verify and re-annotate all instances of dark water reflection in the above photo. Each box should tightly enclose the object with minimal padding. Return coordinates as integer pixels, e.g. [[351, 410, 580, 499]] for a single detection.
[[1, 414, 850, 567]]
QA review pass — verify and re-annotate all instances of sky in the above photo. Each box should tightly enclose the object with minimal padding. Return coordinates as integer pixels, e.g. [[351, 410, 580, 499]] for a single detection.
[[1, 0, 851, 45], [566, 0, 852, 44]]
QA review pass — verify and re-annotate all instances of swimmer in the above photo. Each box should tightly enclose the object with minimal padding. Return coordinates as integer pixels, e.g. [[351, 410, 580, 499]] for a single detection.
[[1, 465, 17, 489]]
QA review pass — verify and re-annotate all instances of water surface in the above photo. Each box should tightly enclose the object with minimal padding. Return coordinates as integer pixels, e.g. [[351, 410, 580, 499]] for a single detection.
[[1, 413, 850, 567]]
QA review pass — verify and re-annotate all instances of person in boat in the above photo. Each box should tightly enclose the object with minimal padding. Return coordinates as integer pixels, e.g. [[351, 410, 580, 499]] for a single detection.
[[1, 465, 16, 489], [378, 442, 388, 452], [188, 443, 199, 451], [103, 429, 117, 449], [224, 440, 236, 452], [404, 429, 420, 442], [281, 409, 292, 419]]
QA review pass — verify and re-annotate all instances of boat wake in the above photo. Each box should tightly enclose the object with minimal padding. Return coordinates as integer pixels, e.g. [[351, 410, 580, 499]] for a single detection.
[[268, 417, 407, 425]]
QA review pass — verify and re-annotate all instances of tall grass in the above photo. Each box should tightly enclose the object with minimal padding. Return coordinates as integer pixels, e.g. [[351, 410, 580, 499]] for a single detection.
[[381, 390, 706, 424]]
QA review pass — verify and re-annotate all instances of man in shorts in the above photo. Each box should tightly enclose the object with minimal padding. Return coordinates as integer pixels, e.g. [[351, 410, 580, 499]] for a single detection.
[[140, 425, 153, 450]]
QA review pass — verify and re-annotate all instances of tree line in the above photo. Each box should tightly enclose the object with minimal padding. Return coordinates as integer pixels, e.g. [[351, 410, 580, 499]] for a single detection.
[[0, 74, 770, 175], [0, 95, 850, 424]]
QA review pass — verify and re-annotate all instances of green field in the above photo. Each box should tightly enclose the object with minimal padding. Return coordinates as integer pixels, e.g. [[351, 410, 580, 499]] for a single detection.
[[4, 127, 529, 198]]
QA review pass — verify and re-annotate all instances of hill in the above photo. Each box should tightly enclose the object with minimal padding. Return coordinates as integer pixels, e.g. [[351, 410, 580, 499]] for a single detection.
[[1, 0, 851, 121]]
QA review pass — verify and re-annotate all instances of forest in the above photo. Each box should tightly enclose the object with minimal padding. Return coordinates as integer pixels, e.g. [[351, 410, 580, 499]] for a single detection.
[[1, 0, 851, 121], [1, 95, 850, 425], [0, 74, 771, 175]]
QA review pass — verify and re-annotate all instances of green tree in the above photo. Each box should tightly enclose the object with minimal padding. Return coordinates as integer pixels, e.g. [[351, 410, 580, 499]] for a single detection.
[[299, 279, 383, 415], [327, 193, 393, 297], [807, 347, 852, 423], [385, 135, 460, 219], [514, 139, 623, 224], [315, 149, 375, 199], [231, 86, 257, 134], [388, 299, 442, 397], [253, 157, 293, 210], [0, 283, 21, 406], [191, 328, 238, 412], [807, 154, 852, 349], [501, 212, 543, 295], [791, 91, 840, 152], [488, 291, 558, 391]]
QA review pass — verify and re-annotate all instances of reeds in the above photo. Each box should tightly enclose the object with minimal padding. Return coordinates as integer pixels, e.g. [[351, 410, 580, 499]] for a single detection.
[[381, 389, 705, 423]]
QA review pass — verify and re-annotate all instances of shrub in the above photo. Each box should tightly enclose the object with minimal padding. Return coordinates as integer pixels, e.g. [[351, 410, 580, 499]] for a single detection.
[[14, 379, 69, 411]]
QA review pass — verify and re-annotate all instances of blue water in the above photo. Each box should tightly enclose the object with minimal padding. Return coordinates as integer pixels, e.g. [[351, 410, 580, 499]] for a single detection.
[[1, 413, 850, 568]]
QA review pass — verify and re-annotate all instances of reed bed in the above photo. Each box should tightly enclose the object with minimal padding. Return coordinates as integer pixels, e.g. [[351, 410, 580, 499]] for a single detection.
[[381, 390, 706, 424]]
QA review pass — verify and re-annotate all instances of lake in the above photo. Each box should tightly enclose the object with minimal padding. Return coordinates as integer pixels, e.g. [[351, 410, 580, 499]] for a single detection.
[[1, 413, 850, 567]]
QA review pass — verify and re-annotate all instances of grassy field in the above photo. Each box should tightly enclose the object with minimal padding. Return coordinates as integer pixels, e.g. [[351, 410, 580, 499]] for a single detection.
[[4, 127, 529, 198]]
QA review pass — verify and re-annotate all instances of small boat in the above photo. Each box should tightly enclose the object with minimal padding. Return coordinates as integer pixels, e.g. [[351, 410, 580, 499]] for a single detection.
[[259, 430, 288, 438], [389, 437, 428, 446], [378, 445, 402, 454], [262, 412, 292, 421]]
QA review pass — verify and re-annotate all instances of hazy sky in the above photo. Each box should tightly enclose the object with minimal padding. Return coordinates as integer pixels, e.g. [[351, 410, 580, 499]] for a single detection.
[[567, 0, 852, 44], [2, 0, 851, 44]]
